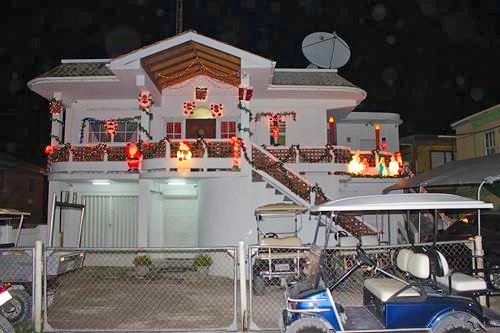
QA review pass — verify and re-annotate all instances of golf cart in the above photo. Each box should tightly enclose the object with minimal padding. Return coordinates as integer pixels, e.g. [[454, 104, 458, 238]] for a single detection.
[[281, 193, 500, 332], [252, 203, 308, 295]]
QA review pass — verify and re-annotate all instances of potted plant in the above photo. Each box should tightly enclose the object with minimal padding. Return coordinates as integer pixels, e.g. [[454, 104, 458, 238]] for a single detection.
[[133, 254, 152, 277], [193, 254, 213, 274]]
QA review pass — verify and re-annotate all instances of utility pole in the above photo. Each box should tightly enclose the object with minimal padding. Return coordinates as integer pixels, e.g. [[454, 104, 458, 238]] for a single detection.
[[176, 0, 183, 34]]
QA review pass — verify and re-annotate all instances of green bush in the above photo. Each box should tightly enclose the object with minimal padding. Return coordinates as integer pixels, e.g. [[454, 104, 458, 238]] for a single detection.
[[193, 254, 213, 268], [133, 254, 152, 266]]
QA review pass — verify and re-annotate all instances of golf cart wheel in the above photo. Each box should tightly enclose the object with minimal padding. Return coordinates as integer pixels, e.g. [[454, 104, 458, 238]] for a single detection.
[[0, 289, 31, 326], [285, 317, 331, 333], [431, 313, 476, 333], [0, 315, 15, 333], [253, 276, 266, 296]]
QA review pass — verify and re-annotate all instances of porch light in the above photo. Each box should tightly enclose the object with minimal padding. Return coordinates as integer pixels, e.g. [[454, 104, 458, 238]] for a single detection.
[[92, 179, 111, 186], [167, 179, 187, 186]]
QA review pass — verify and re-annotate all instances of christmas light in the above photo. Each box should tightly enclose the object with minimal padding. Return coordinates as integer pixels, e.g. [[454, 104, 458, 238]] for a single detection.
[[138, 90, 153, 113]]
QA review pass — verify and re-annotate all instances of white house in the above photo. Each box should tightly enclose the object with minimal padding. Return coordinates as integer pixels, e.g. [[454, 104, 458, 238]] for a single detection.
[[28, 31, 403, 248]]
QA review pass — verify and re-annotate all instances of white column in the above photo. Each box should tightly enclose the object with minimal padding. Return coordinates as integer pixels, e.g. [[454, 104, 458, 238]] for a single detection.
[[240, 74, 252, 173], [51, 92, 63, 145], [137, 179, 152, 247]]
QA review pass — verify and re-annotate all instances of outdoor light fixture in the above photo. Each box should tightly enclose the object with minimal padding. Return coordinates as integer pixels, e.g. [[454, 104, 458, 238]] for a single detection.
[[92, 179, 111, 186], [167, 179, 187, 186]]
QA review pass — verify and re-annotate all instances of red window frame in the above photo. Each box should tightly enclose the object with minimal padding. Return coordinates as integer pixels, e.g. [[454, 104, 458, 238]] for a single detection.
[[166, 121, 182, 139], [220, 121, 236, 138]]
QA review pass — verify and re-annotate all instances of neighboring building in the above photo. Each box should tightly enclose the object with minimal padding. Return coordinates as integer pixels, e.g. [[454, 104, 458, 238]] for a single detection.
[[28, 31, 404, 248], [400, 135, 456, 174], [451, 104, 500, 160], [0, 153, 47, 226]]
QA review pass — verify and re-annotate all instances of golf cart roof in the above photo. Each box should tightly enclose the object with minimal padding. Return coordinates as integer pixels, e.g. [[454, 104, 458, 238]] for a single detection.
[[255, 203, 307, 216], [0, 208, 31, 217], [310, 193, 494, 213]]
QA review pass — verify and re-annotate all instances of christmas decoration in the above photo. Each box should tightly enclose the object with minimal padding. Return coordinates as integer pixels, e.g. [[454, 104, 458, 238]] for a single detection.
[[182, 101, 196, 116], [49, 98, 64, 115], [210, 103, 223, 117], [71, 144, 107, 162], [138, 90, 153, 114], [125, 142, 141, 171], [237, 102, 253, 121], [374, 123, 381, 150], [328, 116, 336, 145], [44, 145, 54, 155], [254, 111, 297, 122], [229, 136, 241, 169], [238, 85, 253, 101], [388, 155, 399, 176], [79, 116, 152, 143], [176, 141, 192, 161], [348, 152, 365, 175], [237, 123, 253, 136], [195, 87, 208, 101], [104, 120, 119, 139]]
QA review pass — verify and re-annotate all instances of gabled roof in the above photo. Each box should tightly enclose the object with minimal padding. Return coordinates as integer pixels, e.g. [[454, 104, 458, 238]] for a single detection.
[[271, 69, 359, 88], [38, 61, 114, 78], [451, 104, 500, 128]]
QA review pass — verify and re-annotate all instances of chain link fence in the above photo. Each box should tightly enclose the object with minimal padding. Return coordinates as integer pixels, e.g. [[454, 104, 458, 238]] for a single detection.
[[43, 247, 237, 332], [248, 240, 474, 330]]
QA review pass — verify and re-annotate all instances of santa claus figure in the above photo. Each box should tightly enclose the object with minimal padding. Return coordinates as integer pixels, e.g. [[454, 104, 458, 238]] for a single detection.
[[125, 143, 141, 171], [176, 141, 192, 161]]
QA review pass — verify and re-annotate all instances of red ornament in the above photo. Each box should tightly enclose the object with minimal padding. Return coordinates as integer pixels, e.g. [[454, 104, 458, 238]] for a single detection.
[[182, 101, 196, 116], [195, 87, 208, 101], [238, 85, 253, 101], [229, 136, 241, 168], [125, 143, 141, 171], [49, 98, 64, 115], [210, 103, 223, 117], [104, 120, 119, 137], [138, 90, 153, 113], [44, 145, 54, 155]]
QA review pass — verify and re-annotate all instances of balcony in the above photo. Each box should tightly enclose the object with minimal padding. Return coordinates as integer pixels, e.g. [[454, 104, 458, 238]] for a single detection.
[[47, 139, 244, 179]]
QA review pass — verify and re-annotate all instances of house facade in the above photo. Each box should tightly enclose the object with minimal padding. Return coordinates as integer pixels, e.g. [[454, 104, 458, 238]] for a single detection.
[[28, 31, 403, 248], [451, 104, 500, 160], [400, 135, 456, 174]]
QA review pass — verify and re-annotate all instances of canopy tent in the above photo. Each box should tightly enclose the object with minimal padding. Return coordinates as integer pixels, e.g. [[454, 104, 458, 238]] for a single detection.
[[383, 154, 500, 194]]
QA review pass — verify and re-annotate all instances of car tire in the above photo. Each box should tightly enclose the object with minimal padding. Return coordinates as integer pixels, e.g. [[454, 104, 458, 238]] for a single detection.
[[253, 276, 266, 296], [431, 313, 477, 333], [0, 289, 32, 326], [285, 316, 331, 333], [0, 315, 15, 333]]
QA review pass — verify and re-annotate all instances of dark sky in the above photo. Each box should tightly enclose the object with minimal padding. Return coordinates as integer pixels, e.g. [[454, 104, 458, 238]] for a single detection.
[[2, 0, 500, 165]]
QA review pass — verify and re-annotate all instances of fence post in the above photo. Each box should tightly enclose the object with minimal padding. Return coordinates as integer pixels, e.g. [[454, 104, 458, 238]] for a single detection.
[[34, 240, 43, 332], [238, 241, 248, 330]]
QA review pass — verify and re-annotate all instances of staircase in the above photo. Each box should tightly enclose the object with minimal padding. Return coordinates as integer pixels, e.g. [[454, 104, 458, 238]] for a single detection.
[[249, 143, 376, 237]]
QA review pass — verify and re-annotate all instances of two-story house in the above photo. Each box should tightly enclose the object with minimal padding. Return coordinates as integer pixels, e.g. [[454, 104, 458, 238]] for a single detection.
[[28, 31, 403, 248]]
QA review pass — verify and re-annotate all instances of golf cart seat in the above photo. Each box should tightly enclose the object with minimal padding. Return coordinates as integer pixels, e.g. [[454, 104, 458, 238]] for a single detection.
[[432, 250, 487, 292], [257, 236, 308, 260], [364, 249, 427, 302], [260, 236, 302, 247]]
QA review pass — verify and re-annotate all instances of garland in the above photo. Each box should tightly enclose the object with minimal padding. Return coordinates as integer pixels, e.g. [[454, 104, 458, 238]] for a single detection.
[[50, 134, 62, 144], [49, 98, 64, 115], [237, 123, 254, 137], [51, 118, 64, 125], [237, 102, 253, 121], [79, 116, 152, 143], [254, 111, 297, 122]]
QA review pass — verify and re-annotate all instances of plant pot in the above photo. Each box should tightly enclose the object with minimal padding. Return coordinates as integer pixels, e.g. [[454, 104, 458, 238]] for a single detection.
[[135, 265, 149, 278]]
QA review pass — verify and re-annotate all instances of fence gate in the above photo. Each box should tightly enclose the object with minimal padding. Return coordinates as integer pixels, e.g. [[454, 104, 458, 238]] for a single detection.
[[43, 247, 238, 332]]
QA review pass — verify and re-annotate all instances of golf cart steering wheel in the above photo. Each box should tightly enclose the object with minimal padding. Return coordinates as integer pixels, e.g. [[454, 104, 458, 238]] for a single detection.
[[264, 232, 279, 239], [334, 230, 349, 240], [356, 245, 377, 268]]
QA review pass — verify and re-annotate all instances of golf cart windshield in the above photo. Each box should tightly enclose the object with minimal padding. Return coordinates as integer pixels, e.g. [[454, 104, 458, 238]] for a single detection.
[[0, 209, 31, 247], [254, 203, 307, 243]]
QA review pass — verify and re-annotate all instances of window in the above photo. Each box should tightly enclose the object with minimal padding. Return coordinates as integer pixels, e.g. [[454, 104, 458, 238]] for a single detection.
[[269, 121, 286, 146], [166, 121, 182, 139], [88, 120, 138, 143], [485, 130, 496, 156], [220, 121, 236, 138], [430, 151, 454, 169]]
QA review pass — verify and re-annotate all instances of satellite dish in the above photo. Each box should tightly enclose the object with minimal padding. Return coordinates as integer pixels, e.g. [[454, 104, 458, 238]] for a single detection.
[[302, 32, 351, 69]]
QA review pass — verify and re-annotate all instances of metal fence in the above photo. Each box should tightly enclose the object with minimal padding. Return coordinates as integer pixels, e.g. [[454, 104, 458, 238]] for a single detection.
[[43, 247, 238, 332], [248, 240, 475, 330]]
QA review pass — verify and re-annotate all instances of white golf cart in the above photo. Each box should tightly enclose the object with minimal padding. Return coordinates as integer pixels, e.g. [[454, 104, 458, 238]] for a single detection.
[[252, 203, 309, 295]]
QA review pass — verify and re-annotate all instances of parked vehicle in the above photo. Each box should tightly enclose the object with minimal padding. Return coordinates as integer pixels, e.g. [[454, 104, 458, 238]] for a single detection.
[[281, 193, 500, 333], [0, 284, 15, 333], [252, 203, 308, 295]]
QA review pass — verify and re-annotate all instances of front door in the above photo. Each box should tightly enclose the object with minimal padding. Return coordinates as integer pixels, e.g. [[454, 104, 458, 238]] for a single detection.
[[186, 119, 216, 139]]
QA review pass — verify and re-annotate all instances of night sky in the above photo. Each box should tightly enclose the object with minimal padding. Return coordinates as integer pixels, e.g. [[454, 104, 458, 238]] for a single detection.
[[2, 0, 500, 165]]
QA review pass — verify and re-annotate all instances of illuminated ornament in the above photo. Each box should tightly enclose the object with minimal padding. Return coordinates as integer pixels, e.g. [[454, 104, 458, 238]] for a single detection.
[[210, 103, 223, 117], [195, 87, 208, 101], [388, 155, 399, 176], [374, 123, 381, 150], [125, 143, 141, 171], [104, 120, 119, 139], [229, 136, 241, 169], [182, 101, 196, 116], [238, 85, 253, 101], [138, 90, 153, 113], [272, 126, 280, 143], [49, 98, 64, 115], [44, 145, 54, 155], [176, 141, 192, 161], [378, 156, 388, 176], [348, 152, 365, 175]]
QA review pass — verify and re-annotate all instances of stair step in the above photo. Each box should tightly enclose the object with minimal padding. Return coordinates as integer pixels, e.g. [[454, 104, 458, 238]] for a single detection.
[[275, 189, 282, 195], [252, 171, 264, 182], [265, 183, 274, 189], [283, 197, 292, 202]]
